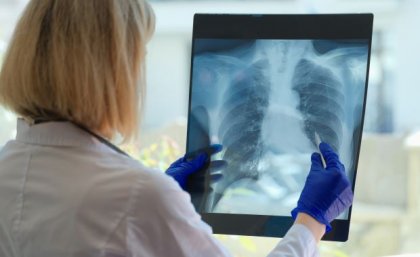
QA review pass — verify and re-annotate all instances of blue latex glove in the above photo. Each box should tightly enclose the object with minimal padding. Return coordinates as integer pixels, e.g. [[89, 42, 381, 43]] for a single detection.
[[291, 142, 354, 232], [166, 144, 223, 190]]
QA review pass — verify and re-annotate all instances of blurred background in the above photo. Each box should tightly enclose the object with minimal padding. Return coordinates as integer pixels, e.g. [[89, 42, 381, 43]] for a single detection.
[[1, 0, 420, 256]]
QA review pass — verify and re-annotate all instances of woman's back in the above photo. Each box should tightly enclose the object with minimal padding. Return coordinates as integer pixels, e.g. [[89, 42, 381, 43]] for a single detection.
[[0, 120, 132, 256], [0, 120, 141, 256]]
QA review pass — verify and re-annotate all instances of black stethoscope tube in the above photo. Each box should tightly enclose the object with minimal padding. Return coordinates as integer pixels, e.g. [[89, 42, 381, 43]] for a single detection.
[[33, 119, 130, 157]]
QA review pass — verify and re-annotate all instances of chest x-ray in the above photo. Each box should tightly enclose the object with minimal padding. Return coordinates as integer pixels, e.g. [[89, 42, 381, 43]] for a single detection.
[[188, 39, 368, 217]]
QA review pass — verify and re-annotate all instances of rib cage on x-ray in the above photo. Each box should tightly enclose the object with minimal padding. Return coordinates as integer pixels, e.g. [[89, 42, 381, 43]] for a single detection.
[[292, 59, 345, 153], [209, 60, 271, 209], [190, 39, 368, 215]]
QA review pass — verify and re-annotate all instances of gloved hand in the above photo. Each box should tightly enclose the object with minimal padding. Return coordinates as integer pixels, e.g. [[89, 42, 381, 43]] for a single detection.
[[291, 142, 354, 232], [166, 144, 223, 190]]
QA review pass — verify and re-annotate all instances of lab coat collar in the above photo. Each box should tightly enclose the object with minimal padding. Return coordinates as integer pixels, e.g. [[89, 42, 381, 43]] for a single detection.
[[15, 118, 97, 147]]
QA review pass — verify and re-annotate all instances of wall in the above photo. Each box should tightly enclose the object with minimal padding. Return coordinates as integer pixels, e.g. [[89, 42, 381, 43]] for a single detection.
[[394, 0, 420, 133], [143, 33, 191, 129]]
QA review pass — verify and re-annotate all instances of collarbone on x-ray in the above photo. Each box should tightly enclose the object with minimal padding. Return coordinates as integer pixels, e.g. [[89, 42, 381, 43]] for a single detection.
[[191, 39, 368, 215]]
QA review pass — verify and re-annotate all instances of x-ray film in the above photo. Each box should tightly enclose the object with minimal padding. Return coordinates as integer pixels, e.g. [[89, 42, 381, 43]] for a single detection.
[[186, 14, 373, 241]]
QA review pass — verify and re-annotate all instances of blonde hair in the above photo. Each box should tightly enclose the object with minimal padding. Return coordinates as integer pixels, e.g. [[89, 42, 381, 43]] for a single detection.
[[0, 0, 155, 141]]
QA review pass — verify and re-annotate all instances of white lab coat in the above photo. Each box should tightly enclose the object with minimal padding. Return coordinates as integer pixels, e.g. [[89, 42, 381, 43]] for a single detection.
[[0, 119, 319, 257]]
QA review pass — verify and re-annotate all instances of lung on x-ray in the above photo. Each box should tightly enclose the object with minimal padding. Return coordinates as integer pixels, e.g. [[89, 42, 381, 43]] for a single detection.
[[188, 39, 369, 217]]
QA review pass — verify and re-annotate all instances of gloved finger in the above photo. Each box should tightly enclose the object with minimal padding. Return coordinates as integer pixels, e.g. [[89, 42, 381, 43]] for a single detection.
[[184, 153, 208, 175], [209, 160, 227, 172], [319, 142, 340, 169], [185, 144, 223, 161], [310, 152, 323, 169], [209, 172, 223, 183], [187, 165, 224, 182], [208, 144, 223, 155], [208, 159, 226, 182], [193, 152, 209, 167], [337, 162, 346, 174]]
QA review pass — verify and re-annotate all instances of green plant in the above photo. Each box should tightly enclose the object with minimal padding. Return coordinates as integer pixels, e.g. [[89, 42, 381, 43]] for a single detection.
[[121, 135, 182, 171]]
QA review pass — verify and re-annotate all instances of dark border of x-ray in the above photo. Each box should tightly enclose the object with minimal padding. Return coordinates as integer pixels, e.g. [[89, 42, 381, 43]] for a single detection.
[[186, 13, 374, 242]]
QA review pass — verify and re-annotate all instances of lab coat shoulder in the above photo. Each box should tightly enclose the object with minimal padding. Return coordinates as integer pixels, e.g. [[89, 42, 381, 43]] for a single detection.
[[110, 162, 231, 257]]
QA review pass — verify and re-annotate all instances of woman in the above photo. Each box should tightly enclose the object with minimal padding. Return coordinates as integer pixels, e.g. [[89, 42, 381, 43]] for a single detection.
[[0, 0, 353, 256]]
